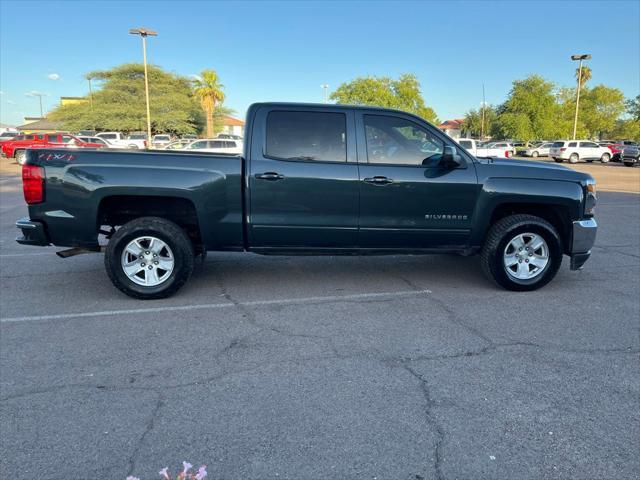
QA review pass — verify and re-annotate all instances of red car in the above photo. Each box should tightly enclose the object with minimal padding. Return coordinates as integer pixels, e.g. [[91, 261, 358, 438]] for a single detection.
[[2, 133, 106, 164]]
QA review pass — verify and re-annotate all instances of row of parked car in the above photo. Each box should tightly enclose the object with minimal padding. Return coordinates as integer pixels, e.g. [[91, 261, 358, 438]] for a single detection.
[[457, 138, 639, 167], [0, 130, 245, 164]]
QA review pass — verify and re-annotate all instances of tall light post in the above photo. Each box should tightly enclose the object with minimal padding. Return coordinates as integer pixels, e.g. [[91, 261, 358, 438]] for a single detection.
[[480, 83, 486, 139], [321, 84, 329, 104], [129, 28, 157, 144], [571, 53, 591, 140], [26, 92, 45, 117]]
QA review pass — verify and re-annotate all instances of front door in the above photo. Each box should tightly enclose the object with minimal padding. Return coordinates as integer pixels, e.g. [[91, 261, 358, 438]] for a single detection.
[[356, 112, 479, 248], [248, 107, 359, 248]]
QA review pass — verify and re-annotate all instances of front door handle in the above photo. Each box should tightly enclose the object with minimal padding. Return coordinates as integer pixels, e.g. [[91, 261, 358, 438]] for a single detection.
[[255, 172, 285, 181], [363, 176, 393, 185]]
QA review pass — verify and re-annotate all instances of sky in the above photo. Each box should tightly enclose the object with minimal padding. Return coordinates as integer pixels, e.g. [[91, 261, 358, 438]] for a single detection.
[[1, 0, 639, 126]]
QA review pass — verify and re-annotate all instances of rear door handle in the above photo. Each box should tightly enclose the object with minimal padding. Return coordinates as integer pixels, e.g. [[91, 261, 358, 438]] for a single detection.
[[255, 172, 285, 181], [363, 176, 393, 185]]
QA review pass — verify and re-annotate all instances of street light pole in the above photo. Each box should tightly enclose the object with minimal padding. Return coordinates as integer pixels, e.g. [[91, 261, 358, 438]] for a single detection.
[[481, 83, 486, 140], [571, 54, 591, 140], [130, 28, 157, 145], [321, 84, 329, 104]]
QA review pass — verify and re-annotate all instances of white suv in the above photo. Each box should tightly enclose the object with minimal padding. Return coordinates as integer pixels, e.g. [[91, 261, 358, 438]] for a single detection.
[[549, 140, 612, 164]]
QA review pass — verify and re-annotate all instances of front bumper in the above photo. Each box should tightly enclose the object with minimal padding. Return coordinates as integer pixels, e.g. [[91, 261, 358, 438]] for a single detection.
[[16, 217, 50, 246], [569, 218, 597, 270]]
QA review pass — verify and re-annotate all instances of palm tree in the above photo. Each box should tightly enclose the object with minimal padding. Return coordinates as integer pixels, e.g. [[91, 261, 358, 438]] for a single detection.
[[192, 70, 225, 137], [575, 65, 592, 89]]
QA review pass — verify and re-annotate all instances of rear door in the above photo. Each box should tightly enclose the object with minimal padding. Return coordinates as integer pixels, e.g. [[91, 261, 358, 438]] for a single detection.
[[248, 106, 359, 248], [356, 112, 479, 248]]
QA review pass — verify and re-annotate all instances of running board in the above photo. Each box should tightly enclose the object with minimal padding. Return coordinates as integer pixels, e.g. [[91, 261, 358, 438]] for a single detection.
[[56, 247, 102, 258]]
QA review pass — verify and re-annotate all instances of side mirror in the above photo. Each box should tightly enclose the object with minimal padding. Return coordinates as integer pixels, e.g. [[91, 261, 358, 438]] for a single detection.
[[441, 146, 462, 168]]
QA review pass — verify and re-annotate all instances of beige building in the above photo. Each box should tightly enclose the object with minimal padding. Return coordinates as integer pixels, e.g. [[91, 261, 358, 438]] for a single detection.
[[220, 116, 245, 137]]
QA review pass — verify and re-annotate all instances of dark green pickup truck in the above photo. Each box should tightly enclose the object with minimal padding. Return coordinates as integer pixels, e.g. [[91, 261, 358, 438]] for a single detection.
[[17, 103, 597, 299]]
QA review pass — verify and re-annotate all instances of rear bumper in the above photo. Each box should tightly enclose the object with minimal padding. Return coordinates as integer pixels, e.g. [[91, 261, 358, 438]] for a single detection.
[[569, 218, 597, 270], [16, 217, 49, 246], [622, 156, 639, 164]]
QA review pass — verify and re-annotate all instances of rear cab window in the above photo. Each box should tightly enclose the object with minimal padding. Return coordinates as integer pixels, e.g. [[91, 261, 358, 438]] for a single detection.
[[459, 140, 473, 149], [265, 111, 346, 162]]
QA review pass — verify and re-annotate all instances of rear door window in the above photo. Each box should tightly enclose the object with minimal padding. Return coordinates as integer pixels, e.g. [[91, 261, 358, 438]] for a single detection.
[[266, 111, 346, 162], [568, 142, 577, 147]]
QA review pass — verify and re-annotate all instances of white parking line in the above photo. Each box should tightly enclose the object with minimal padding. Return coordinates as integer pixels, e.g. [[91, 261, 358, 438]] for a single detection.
[[0, 289, 431, 324], [0, 252, 57, 257]]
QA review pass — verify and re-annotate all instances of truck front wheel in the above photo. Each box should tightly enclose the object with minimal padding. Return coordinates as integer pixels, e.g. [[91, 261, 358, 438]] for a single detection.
[[480, 214, 563, 291], [104, 217, 194, 299]]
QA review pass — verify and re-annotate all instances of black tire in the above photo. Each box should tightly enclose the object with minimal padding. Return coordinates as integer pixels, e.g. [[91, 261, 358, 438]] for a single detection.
[[569, 153, 579, 164], [480, 214, 563, 291], [624, 161, 635, 167], [553, 157, 563, 163], [104, 216, 194, 299]]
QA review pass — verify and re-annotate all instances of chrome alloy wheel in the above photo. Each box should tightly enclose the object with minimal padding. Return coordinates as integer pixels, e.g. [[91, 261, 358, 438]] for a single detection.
[[503, 232, 549, 281], [121, 236, 174, 286]]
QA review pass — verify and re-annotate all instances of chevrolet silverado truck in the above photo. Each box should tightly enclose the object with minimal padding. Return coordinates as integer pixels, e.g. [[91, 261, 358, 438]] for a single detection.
[[16, 103, 598, 299]]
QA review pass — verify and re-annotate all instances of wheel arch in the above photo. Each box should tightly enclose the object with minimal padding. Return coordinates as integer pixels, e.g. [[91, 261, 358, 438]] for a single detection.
[[471, 179, 583, 254], [486, 203, 572, 253], [97, 195, 202, 249]]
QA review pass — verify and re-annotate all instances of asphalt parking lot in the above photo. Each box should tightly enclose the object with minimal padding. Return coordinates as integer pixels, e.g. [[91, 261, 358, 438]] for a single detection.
[[1, 159, 639, 480]]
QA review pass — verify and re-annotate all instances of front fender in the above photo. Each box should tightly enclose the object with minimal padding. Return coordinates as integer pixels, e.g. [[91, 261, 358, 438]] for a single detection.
[[469, 178, 583, 246]]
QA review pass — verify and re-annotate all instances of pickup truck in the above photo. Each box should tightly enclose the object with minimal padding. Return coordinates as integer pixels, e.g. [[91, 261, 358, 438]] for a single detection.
[[3, 133, 106, 164], [457, 138, 513, 158], [95, 132, 148, 149], [16, 102, 598, 299]]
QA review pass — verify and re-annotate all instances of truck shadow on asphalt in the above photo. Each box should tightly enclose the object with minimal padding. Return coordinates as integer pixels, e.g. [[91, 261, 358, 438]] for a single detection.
[[188, 252, 492, 293]]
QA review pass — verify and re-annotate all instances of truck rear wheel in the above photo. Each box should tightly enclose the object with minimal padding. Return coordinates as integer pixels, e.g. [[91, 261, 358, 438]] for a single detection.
[[104, 217, 194, 299], [480, 214, 563, 291]]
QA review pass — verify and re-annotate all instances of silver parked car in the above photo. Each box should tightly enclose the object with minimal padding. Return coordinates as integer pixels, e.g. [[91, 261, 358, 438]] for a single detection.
[[523, 142, 555, 158]]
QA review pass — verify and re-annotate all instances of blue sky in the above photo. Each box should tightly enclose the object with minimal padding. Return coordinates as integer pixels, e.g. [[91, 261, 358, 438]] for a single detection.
[[1, 0, 638, 126]]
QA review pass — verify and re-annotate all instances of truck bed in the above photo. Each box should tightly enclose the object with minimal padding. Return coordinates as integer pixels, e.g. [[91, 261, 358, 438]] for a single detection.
[[23, 148, 245, 250]]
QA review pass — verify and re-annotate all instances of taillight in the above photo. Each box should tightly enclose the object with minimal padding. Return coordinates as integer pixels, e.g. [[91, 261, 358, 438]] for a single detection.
[[560, 147, 567, 152], [22, 164, 44, 204], [144, 140, 148, 147], [505, 151, 510, 157]]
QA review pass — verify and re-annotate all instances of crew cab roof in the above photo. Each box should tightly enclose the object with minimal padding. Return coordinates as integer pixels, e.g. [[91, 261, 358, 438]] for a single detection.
[[249, 102, 420, 116]]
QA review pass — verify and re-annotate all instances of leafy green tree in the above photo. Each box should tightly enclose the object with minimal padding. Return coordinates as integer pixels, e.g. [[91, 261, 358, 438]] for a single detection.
[[611, 119, 640, 141], [579, 85, 625, 139], [192, 70, 226, 138], [330, 74, 439, 124], [49, 63, 205, 135], [463, 105, 497, 138], [625, 95, 640, 121], [492, 75, 568, 141]]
